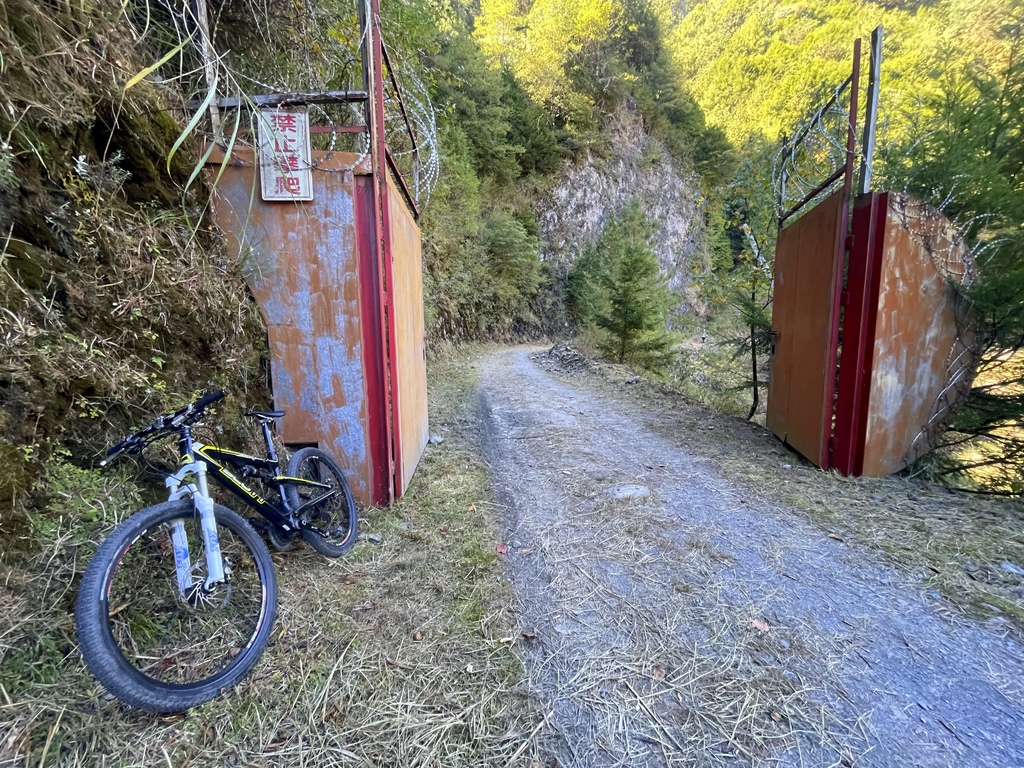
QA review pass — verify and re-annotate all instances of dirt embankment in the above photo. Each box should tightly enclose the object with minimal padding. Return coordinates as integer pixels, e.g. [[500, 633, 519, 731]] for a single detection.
[[479, 345, 1024, 768]]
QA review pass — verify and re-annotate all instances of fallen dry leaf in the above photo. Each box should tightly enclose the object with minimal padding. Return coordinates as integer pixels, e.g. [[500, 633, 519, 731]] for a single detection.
[[652, 664, 667, 680], [752, 619, 770, 633], [522, 547, 535, 553], [771, 710, 782, 722], [522, 631, 537, 640], [468, 504, 476, 512], [828, 532, 844, 542], [412, 630, 424, 642], [496, 543, 508, 554]]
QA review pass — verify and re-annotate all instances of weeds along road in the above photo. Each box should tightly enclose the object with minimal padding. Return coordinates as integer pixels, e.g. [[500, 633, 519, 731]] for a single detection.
[[477, 346, 1024, 768]]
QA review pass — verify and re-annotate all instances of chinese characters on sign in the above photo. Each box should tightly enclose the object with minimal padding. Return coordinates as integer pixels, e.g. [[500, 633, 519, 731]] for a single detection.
[[258, 108, 314, 201]]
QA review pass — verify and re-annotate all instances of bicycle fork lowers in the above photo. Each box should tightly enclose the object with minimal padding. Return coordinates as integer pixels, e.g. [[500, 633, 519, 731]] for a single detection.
[[166, 459, 226, 597]]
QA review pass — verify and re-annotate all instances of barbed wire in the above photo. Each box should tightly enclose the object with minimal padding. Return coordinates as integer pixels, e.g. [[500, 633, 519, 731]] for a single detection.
[[380, 51, 440, 204], [142, 0, 436, 203], [772, 82, 862, 219]]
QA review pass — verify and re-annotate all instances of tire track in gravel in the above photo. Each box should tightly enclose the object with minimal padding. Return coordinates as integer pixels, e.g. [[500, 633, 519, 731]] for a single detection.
[[478, 346, 1024, 768]]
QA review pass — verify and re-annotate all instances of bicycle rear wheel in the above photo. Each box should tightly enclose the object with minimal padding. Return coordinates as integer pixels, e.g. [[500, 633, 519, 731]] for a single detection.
[[285, 447, 358, 557], [75, 500, 277, 712]]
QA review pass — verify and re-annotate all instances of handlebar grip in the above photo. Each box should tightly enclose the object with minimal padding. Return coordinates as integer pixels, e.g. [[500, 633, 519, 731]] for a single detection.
[[99, 445, 123, 468], [194, 389, 229, 411], [100, 435, 141, 468]]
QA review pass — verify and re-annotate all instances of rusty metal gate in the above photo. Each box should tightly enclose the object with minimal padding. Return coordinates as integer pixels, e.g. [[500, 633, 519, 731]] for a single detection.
[[768, 189, 847, 468], [767, 28, 976, 477], [832, 192, 975, 476], [203, 0, 428, 505], [209, 150, 426, 506]]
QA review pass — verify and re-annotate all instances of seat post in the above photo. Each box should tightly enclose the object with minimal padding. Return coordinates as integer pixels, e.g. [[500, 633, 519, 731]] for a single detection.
[[261, 420, 278, 464]]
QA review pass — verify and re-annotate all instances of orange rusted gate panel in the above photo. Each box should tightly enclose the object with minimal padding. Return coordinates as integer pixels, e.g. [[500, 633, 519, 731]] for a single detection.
[[780, 190, 976, 477], [767, 190, 846, 468], [207, 147, 427, 506], [386, 181, 429, 491], [843, 193, 975, 475]]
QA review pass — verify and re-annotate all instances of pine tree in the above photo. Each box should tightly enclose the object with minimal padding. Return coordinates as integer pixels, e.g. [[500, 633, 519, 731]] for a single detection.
[[571, 200, 678, 370]]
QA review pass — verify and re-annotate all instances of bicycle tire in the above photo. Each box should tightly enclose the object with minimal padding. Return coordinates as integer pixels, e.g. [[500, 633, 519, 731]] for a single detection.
[[285, 447, 358, 557], [75, 500, 277, 713]]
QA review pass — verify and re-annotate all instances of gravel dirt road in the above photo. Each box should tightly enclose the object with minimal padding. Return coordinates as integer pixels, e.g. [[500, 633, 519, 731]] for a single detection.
[[478, 346, 1024, 768]]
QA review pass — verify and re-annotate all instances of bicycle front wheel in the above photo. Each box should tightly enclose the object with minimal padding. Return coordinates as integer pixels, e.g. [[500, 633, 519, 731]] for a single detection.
[[285, 447, 358, 557], [75, 500, 277, 712]]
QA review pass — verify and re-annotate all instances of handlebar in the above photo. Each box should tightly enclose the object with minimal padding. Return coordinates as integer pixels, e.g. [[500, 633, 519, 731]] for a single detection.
[[192, 389, 227, 413], [101, 389, 230, 467]]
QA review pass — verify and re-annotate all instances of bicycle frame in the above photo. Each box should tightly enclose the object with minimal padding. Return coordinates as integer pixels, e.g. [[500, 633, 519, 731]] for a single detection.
[[192, 444, 295, 530], [165, 420, 333, 594]]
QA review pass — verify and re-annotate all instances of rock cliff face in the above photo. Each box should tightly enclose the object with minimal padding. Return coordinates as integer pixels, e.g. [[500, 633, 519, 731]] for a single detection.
[[537, 108, 709, 311]]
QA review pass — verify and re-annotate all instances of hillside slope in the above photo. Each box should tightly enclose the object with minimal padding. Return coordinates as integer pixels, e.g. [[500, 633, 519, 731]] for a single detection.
[[538, 109, 708, 314], [0, 0, 271, 530]]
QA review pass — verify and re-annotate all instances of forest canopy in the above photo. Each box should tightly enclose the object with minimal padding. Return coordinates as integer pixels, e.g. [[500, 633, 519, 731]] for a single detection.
[[665, 0, 1020, 146]]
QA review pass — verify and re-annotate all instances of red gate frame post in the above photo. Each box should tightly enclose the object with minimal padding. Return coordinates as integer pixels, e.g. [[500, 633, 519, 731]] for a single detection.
[[833, 27, 885, 475], [832, 193, 887, 474], [823, 38, 861, 470], [362, 0, 403, 504]]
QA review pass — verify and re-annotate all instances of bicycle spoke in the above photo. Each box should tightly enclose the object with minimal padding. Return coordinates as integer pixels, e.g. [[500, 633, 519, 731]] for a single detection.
[[105, 517, 265, 686]]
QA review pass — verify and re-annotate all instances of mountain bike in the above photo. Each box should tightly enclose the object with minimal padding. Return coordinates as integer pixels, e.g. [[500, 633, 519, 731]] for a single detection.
[[75, 389, 357, 713]]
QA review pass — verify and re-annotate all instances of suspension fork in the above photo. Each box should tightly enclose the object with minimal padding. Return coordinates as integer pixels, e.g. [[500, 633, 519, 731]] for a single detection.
[[166, 460, 226, 594]]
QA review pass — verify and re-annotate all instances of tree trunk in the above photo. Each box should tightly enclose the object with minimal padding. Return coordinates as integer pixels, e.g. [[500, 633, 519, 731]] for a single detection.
[[747, 280, 759, 421]]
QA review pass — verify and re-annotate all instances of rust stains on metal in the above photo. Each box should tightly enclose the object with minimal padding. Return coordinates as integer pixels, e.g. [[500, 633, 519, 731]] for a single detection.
[[767, 190, 845, 468], [771, 189, 976, 478], [207, 148, 379, 503], [861, 193, 976, 476]]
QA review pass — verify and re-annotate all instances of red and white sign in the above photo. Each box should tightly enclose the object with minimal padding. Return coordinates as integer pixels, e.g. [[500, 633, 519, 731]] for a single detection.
[[258, 108, 313, 201]]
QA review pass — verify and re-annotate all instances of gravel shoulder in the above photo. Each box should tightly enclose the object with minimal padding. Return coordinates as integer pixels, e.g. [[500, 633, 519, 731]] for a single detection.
[[478, 345, 1024, 768]]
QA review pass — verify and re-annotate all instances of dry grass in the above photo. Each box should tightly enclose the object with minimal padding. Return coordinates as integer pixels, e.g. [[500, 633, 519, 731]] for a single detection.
[[0, 346, 539, 767], [492, 409, 868, 766], [565, 350, 1024, 633]]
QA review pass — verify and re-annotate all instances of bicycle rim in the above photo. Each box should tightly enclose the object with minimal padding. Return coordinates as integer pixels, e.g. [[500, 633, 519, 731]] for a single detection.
[[291, 452, 355, 548], [102, 511, 270, 689]]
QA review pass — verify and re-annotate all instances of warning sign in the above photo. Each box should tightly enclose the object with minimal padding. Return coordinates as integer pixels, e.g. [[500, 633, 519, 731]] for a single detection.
[[258, 108, 313, 201]]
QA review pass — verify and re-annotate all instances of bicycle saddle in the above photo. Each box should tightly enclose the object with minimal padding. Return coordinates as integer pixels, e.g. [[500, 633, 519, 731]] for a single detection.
[[246, 410, 285, 421]]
